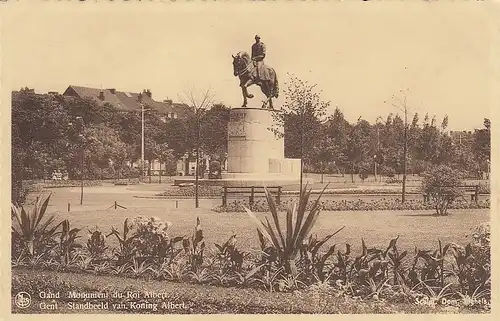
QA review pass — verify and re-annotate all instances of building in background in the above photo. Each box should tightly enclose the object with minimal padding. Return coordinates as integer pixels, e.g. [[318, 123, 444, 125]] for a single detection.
[[63, 85, 194, 175]]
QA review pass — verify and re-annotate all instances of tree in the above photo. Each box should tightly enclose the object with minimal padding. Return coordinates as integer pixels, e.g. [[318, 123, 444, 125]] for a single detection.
[[473, 118, 491, 177], [178, 85, 215, 208], [384, 89, 417, 202], [310, 134, 335, 183], [271, 74, 329, 190], [422, 165, 463, 215], [344, 118, 371, 183], [154, 142, 177, 179], [441, 114, 449, 132], [325, 107, 350, 173], [199, 103, 230, 160]]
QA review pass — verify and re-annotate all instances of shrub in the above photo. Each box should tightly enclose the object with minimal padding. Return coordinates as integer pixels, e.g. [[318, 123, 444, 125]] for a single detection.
[[182, 217, 205, 272], [108, 218, 138, 263], [359, 173, 369, 182], [54, 220, 82, 266], [132, 216, 172, 258], [11, 194, 62, 258], [422, 165, 463, 215], [209, 161, 222, 179], [381, 166, 396, 178], [86, 228, 108, 260]]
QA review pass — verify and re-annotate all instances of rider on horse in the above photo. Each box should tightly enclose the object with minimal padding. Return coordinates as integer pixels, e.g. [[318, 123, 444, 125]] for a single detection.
[[251, 35, 266, 82]]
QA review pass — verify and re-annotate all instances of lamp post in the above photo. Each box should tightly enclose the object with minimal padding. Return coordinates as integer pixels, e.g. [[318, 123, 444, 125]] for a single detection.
[[75, 116, 85, 205], [137, 92, 152, 182], [375, 116, 383, 182]]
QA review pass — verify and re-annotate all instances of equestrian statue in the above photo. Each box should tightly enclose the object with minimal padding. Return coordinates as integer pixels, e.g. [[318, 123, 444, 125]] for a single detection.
[[232, 35, 279, 109]]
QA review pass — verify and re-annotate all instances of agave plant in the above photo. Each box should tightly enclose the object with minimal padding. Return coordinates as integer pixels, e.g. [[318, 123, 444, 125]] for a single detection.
[[129, 257, 154, 278], [11, 194, 61, 258], [244, 184, 341, 277], [231, 264, 264, 288]]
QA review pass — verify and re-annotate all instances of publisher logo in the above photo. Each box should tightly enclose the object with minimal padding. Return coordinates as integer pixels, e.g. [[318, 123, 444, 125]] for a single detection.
[[15, 292, 32, 309]]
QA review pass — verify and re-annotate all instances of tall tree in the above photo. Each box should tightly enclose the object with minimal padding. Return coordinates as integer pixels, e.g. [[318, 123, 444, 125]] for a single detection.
[[178, 85, 215, 208], [271, 74, 329, 190], [344, 118, 371, 182]]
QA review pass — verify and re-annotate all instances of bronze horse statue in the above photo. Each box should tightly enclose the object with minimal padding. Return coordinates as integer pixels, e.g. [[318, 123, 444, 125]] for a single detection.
[[232, 51, 279, 109]]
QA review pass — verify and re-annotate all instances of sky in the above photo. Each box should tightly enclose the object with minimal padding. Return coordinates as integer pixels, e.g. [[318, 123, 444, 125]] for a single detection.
[[2, 1, 498, 131]]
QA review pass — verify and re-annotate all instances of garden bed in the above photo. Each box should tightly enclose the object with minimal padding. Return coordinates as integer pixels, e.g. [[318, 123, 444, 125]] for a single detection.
[[11, 268, 487, 314], [11, 192, 491, 315], [213, 198, 490, 213]]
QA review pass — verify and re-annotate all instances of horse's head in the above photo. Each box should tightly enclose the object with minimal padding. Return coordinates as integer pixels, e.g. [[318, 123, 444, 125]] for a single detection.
[[232, 51, 249, 77]]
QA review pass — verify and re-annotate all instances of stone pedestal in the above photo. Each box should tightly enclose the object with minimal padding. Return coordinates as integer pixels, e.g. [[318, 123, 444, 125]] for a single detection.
[[222, 108, 300, 182]]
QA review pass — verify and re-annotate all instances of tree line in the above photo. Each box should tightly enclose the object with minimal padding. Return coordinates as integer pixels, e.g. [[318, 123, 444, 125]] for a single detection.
[[12, 84, 490, 203]]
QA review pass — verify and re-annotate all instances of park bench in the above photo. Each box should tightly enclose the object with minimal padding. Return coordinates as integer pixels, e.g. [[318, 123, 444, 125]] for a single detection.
[[423, 185, 479, 203], [221, 186, 283, 206]]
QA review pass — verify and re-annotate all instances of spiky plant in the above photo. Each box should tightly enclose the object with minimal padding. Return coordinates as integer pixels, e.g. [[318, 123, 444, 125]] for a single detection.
[[11, 194, 61, 258], [244, 184, 343, 276]]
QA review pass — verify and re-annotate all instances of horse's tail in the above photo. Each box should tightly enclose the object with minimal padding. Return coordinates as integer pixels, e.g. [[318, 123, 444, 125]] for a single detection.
[[273, 71, 279, 98]]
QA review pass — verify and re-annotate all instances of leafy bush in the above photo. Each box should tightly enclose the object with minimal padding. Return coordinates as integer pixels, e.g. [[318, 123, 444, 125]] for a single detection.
[[359, 173, 369, 182], [209, 161, 222, 179], [422, 165, 463, 215], [54, 220, 82, 266], [182, 217, 205, 273], [11, 194, 62, 258], [132, 216, 172, 258], [381, 166, 396, 178], [86, 228, 108, 260], [107, 218, 138, 264]]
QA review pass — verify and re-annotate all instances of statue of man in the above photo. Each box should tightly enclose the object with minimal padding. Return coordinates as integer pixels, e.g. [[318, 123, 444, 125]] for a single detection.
[[251, 34, 266, 81]]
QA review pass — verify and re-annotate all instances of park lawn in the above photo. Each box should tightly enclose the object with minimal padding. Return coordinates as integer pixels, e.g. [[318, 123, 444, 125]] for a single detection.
[[52, 205, 490, 256]]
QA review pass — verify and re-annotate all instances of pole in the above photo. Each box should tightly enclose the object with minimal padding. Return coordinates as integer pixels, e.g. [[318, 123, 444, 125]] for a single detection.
[[402, 107, 408, 203], [195, 108, 200, 208], [80, 147, 84, 205], [141, 102, 145, 182], [375, 126, 380, 182], [300, 107, 304, 195]]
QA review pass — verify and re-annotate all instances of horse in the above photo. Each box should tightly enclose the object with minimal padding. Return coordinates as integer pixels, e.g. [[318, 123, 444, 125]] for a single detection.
[[232, 51, 279, 109]]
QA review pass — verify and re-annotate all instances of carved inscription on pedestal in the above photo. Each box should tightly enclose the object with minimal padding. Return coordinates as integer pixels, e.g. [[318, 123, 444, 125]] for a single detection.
[[228, 112, 246, 137]]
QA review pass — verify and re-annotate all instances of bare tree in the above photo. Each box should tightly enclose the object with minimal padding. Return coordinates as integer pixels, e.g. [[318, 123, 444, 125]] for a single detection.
[[178, 85, 215, 208], [384, 88, 417, 203]]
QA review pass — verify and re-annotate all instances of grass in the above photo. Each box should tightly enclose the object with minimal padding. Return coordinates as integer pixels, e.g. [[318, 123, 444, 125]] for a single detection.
[[22, 185, 490, 257]]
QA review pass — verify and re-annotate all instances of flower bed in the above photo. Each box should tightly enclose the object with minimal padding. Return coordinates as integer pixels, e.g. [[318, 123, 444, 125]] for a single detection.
[[11, 193, 491, 313], [157, 185, 223, 198], [11, 268, 486, 314], [212, 198, 490, 213], [27, 178, 144, 189]]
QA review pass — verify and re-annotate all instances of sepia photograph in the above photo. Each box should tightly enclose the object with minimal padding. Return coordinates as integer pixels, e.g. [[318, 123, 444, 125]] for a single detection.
[[2, 0, 497, 316]]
